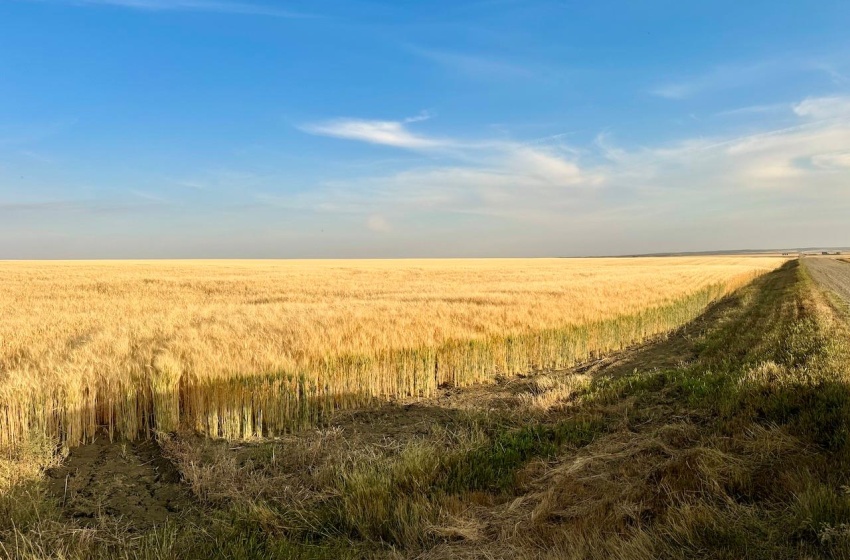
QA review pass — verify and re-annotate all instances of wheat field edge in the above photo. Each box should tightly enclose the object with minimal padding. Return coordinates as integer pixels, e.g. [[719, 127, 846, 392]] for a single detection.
[[0, 256, 786, 447]]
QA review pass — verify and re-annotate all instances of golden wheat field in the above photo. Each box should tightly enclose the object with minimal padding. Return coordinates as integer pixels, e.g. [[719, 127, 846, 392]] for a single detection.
[[0, 257, 785, 447]]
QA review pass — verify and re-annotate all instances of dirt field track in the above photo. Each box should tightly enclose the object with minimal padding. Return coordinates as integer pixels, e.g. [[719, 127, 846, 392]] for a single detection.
[[46, 438, 197, 529], [805, 257, 850, 306]]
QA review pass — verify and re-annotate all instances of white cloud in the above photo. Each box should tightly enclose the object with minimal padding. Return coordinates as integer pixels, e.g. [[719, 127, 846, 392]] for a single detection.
[[282, 139, 607, 228], [403, 111, 433, 124], [626, 113, 850, 193], [301, 114, 602, 189], [793, 96, 850, 119], [293, 95, 850, 238], [8, 94, 850, 257], [301, 117, 444, 149], [509, 146, 590, 186]]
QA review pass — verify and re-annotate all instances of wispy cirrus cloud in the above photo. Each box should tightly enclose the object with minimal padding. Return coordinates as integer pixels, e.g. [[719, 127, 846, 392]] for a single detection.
[[293, 113, 608, 228], [300, 112, 602, 187], [293, 95, 850, 237], [9, 97, 849, 252], [301, 112, 593, 176], [18, 0, 313, 18], [606, 95, 850, 194], [300, 114, 447, 149], [793, 95, 850, 119]]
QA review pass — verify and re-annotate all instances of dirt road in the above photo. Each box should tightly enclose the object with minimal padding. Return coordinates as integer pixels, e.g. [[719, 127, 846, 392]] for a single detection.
[[804, 257, 850, 306]]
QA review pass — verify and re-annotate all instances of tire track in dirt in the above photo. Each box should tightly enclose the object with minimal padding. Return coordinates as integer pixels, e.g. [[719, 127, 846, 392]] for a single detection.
[[46, 437, 199, 530]]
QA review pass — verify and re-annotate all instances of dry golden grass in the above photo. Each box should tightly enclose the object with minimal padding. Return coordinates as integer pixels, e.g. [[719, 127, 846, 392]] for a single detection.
[[0, 257, 785, 446]]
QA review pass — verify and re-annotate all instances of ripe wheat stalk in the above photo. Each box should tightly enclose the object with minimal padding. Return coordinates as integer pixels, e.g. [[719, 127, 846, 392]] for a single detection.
[[0, 257, 785, 447]]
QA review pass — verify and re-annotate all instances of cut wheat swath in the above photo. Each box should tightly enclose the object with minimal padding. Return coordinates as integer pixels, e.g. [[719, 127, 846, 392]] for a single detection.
[[0, 256, 785, 447]]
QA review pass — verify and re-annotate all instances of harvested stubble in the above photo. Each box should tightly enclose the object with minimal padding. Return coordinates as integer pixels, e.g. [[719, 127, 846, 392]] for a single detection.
[[0, 257, 785, 447]]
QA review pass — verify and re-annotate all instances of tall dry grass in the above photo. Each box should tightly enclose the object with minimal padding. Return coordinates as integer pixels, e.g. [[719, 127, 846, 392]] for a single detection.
[[0, 257, 785, 446]]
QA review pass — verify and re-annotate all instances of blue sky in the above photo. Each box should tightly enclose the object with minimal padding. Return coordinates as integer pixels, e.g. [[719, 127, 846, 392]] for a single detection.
[[1, 0, 849, 258]]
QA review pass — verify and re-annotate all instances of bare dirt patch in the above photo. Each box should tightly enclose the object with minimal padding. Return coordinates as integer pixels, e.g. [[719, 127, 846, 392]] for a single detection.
[[45, 436, 198, 530], [805, 257, 850, 307]]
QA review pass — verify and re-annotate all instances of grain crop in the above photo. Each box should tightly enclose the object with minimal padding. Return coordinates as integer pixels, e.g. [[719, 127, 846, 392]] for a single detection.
[[0, 257, 785, 446]]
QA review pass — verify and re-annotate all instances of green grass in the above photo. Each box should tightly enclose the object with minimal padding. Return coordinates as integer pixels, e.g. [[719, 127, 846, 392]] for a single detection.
[[575, 260, 850, 559], [440, 414, 605, 493]]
